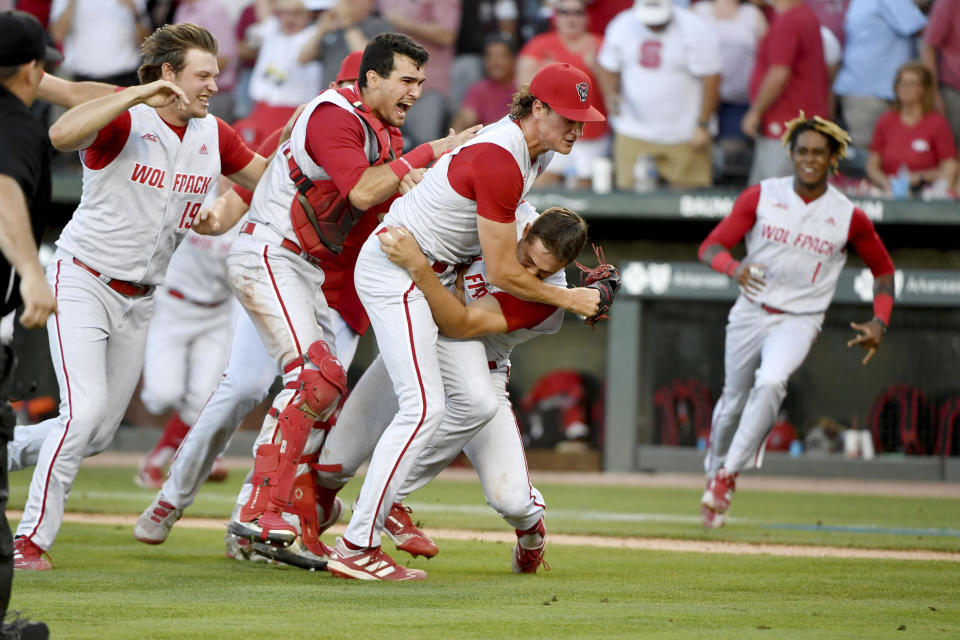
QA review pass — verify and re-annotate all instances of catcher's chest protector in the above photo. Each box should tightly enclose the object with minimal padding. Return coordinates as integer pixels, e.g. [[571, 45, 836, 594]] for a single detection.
[[289, 88, 398, 263]]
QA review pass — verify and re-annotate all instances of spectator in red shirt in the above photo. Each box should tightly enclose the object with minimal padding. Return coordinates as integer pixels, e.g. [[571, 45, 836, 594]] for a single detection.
[[518, 0, 609, 189], [450, 33, 517, 131], [742, 0, 829, 184], [866, 61, 959, 197], [921, 0, 960, 147]]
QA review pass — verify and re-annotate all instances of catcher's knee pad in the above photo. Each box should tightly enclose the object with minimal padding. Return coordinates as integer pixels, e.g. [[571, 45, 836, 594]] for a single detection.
[[288, 340, 347, 419], [239, 443, 281, 521]]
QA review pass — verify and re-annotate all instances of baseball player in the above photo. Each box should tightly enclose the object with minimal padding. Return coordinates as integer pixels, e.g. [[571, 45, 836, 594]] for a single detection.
[[131, 51, 397, 561], [297, 203, 589, 576], [323, 62, 604, 581], [698, 114, 895, 528], [134, 214, 240, 489], [200, 33, 479, 556], [10, 23, 269, 570]]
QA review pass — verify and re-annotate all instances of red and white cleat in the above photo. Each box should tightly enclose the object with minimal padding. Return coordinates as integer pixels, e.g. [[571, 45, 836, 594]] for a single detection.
[[385, 503, 438, 558], [701, 503, 726, 529], [13, 537, 51, 571], [327, 538, 426, 581], [701, 469, 737, 515]]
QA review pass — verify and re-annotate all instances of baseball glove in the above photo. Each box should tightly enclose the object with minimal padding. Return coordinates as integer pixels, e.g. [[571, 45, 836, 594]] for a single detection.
[[575, 245, 620, 326]]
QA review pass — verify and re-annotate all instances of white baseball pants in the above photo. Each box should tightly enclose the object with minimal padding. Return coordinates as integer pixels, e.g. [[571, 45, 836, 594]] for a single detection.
[[704, 296, 823, 476], [14, 252, 154, 550], [343, 233, 498, 549]]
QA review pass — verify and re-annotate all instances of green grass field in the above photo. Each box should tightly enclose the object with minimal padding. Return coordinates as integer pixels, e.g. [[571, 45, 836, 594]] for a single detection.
[[7, 466, 960, 639]]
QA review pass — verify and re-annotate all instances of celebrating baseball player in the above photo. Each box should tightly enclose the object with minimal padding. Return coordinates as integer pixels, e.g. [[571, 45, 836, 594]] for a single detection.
[[196, 33, 479, 557], [300, 203, 615, 575], [698, 114, 895, 527], [321, 62, 604, 581], [10, 23, 269, 570], [134, 52, 400, 566]]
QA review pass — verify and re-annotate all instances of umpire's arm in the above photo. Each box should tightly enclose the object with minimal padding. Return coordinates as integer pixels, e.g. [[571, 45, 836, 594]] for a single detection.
[[0, 176, 56, 328]]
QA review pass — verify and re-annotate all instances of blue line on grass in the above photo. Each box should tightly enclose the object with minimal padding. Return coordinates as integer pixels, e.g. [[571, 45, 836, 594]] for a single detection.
[[764, 523, 960, 538]]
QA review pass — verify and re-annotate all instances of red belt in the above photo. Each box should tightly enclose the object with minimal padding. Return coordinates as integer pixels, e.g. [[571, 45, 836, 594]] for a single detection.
[[168, 288, 226, 308], [745, 295, 785, 315], [241, 222, 322, 268], [72, 258, 153, 298]]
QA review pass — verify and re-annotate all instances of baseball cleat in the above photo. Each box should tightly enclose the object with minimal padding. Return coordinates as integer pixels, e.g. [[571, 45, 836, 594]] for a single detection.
[[224, 532, 273, 564], [327, 538, 427, 581], [0, 613, 49, 639], [701, 503, 726, 529], [133, 464, 164, 490], [134, 493, 183, 544], [228, 512, 298, 547], [385, 503, 439, 558], [511, 540, 549, 574], [252, 538, 330, 571], [701, 469, 737, 514], [13, 537, 51, 571]]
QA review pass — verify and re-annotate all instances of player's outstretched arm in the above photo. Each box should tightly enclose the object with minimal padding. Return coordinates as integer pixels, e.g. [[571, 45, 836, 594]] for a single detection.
[[478, 216, 599, 317], [0, 176, 56, 328], [48, 80, 189, 151], [378, 226, 510, 338], [37, 74, 116, 109]]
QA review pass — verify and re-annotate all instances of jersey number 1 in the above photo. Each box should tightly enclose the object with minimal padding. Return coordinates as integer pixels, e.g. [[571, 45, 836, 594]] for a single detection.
[[178, 201, 202, 230]]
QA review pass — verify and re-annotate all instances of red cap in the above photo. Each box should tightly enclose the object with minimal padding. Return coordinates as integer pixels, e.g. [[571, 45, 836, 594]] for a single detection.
[[336, 51, 363, 85], [529, 62, 605, 123]]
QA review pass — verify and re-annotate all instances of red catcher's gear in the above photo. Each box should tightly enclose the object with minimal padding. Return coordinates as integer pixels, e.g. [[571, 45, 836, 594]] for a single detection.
[[288, 86, 402, 263]]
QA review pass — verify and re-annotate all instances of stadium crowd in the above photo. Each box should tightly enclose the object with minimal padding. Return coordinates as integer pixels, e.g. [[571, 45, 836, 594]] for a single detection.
[[8, 0, 960, 199]]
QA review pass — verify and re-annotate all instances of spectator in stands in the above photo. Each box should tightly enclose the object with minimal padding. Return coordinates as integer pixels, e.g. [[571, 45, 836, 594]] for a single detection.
[[833, 0, 926, 150], [692, 0, 768, 143], [379, 0, 461, 148], [450, 33, 517, 131], [240, 0, 322, 147], [49, 0, 151, 86], [519, 0, 610, 189], [297, 0, 390, 89], [174, 0, 239, 121], [742, 0, 828, 184], [233, 2, 261, 120], [922, 0, 960, 147], [450, 0, 521, 112], [866, 61, 958, 197], [598, 0, 721, 190]]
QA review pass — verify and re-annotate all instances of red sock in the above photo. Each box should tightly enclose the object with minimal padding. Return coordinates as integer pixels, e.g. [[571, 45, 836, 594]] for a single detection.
[[152, 413, 191, 454]]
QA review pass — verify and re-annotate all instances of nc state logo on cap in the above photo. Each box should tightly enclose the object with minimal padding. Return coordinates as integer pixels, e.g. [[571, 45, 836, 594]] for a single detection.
[[576, 82, 588, 103]]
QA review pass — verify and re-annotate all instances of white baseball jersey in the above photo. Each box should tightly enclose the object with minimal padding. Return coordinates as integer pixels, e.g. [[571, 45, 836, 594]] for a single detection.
[[161, 224, 239, 305], [744, 177, 854, 314], [248, 89, 383, 241], [56, 104, 222, 285], [598, 7, 721, 143], [384, 116, 554, 266], [462, 204, 566, 371]]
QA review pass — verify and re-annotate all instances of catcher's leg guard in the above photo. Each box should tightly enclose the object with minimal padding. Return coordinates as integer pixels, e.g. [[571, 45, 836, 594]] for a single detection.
[[266, 341, 346, 514], [230, 443, 298, 544]]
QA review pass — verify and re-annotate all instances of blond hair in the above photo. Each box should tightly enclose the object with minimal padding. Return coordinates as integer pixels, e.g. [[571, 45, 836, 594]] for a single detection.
[[781, 111, 851, 171]]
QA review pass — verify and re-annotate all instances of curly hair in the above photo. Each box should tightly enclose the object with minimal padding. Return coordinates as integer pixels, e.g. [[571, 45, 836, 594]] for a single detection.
[[782, 111, 851, 170]]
